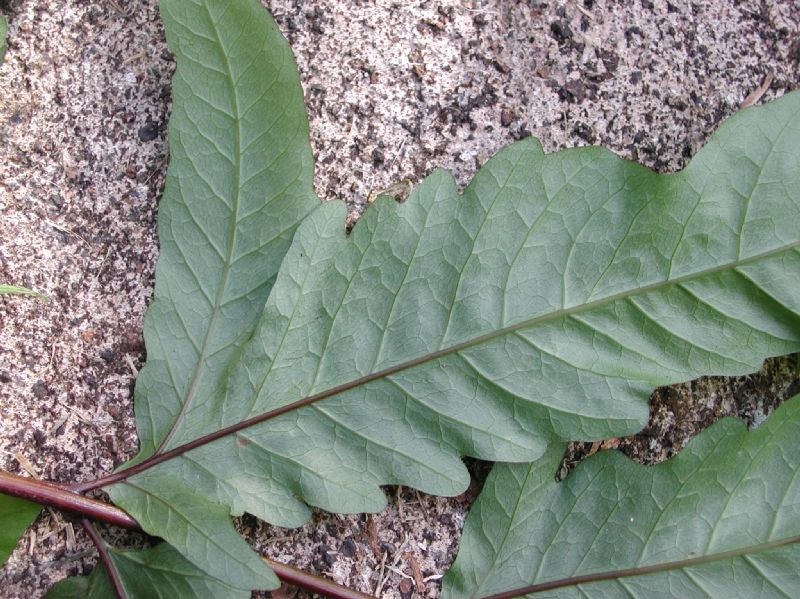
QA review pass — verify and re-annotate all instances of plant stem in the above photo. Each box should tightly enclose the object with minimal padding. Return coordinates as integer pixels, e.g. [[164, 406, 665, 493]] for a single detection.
[[0, 471, 137, 528], [0, 470, 375, 599], [268, 561, 376, 599], [82, 519, 128, 599]]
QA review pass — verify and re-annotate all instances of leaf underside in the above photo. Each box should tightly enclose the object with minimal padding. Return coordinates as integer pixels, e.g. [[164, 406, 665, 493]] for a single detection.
[[443, 393, 800, 598], [133, 0, 318, 463], [106, 5, 800, 583], [0, 0, 792, 592], [45, 543, 247, 599], [106, 0, 319, 588]]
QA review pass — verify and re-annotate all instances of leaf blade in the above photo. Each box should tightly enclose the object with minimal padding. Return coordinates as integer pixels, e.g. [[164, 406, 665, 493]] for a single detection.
[[0, 494, 40, 566], [109, 0, 319, 588], [110, 89, 800, 588], [133, 0, 318, 460], [114, 476, 277, 591], [442, 394, 800, 598], [46, 543, 249, 599]]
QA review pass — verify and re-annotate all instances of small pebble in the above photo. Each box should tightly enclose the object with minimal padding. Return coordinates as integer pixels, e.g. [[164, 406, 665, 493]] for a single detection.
[[32, 380, 48, 399], [380, 542, 396, 554], [316, 544, 336, 566], [137, 122, 159, 142], [32, 428, 46, 445], [399, 578, 414, 599], [340, 537, 357, 557]]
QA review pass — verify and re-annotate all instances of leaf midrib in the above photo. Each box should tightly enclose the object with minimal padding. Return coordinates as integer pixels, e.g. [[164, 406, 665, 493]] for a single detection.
[[84, 239, 798, 493], [481, 534, 800, 598], [155, 2, 244, 455], [472, 460, 540, 597]]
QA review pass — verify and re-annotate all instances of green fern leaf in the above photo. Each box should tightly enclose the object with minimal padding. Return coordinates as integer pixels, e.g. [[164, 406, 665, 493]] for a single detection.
[[443, 394, 800, 598], [108, 54, 800, 588]]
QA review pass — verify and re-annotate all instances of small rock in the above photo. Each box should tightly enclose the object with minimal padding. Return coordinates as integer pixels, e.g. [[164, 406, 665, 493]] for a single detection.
[[32, 380, 48, 399], [459, 148, 477, 162], [573, 122, 596, 143], [563, 79, 585, 103], [32, 428, 46, 445], [599, 49, 619, 74], [380, 542, 396, 555], [138, 122, 160, 142], [340, 537, 357, 558], [500, 108, 515, 127], [316, 544, 336, 566], [124, 331, 144, 351], [399, 578, 414, 599], [517, 125, 532, 140], [371, 148, 385, 165], [550, 20, 572, 44], [493, 59, 510, 74], [99, 349, 115, 362]]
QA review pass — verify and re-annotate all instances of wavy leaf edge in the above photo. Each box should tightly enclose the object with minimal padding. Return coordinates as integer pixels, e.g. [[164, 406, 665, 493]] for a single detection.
[[107, 86, 800, 590], [443, 393, 800, 598]]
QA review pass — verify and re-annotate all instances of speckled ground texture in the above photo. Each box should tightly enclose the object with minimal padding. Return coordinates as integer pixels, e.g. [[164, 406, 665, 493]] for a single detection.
[[0, 0, 798, 597]]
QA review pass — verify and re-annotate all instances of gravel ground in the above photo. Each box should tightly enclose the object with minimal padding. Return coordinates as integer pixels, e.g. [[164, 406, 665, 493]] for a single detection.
[[0, 0, 798, 597]]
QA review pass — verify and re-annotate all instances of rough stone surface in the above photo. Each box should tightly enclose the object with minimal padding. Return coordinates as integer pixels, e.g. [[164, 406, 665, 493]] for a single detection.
[[0, 0, 798, 597]]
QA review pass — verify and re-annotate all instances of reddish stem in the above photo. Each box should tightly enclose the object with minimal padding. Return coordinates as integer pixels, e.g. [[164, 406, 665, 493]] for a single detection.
[[82, 519, 128, 599], [268, 561, 376, 599], [0, 471, 137, 529], [0, 471, 375, 599]]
